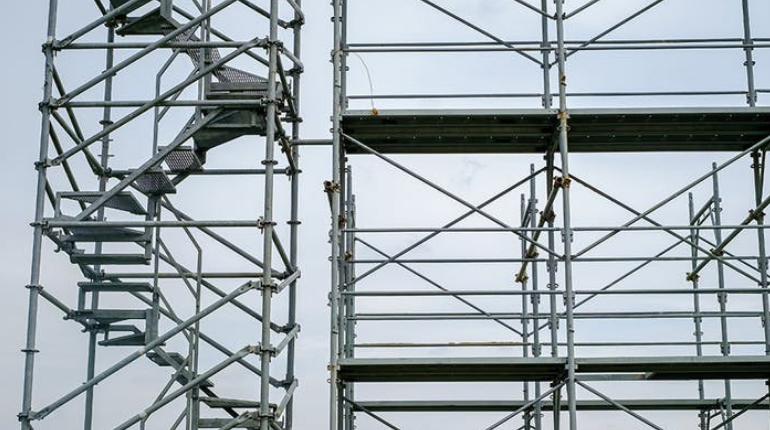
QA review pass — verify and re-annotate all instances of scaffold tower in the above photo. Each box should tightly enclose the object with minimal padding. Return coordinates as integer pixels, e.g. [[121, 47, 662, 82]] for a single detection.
[[20, 1, 303, 430], [329, 1, 770, 430]]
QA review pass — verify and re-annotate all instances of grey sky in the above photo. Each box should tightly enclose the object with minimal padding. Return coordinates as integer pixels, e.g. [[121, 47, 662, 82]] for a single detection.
[[2, 1, 770, 429]]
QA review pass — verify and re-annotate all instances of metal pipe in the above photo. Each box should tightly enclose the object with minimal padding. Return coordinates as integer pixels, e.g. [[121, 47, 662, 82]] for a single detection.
[[348, 169, 543, 286], [30, 282, 257, 420], [344, 135, 560, 260], [330, 2, 344, 430], [20, 1, 58, 428], [575, 380, 665, 430], [741, 0, 757, 106], [354, 238, 523, 336], [258, 2, 280, 428], [352, 311, 765, 321], [528, 164, 542, 430], [345, 288, 770, 296], [284, 2, 302, 426], [112, 346, 257, 430], [689, 193, 707, 430], [416, 0, 542, 65], [574, 133, 770, 259], [710, 163, 734, 428]]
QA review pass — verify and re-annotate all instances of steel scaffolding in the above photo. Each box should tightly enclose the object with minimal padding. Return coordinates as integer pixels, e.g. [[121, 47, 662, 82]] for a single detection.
[[20, 1, 302, 430], [330, 1, 770, 430]]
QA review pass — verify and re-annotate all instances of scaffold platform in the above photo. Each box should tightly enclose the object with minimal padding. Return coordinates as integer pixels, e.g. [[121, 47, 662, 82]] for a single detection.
[[338, 356, 770, 382], [342, 108, 770, 154]]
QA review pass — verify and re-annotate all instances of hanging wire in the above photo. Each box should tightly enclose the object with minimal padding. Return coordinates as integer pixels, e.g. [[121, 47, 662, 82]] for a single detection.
[[351, 52, 378, 114]]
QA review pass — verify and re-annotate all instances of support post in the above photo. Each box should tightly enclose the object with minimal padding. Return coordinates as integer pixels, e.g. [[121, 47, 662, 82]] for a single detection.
[[740, 0, 757, 106], [752, 151, 770, 353], [712, 163, 734, 429], [688, 193, 707, 430], [330, 1, 345, 430], [20, 1, 58, 428], [285, 1, 303, 427], [553, 1, 578, 428], [529, 164, 542, 430], [259, 1, 280, 429]]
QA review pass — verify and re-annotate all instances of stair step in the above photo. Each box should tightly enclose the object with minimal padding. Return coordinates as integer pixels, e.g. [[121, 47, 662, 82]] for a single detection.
[[117, 8, 178, 36], [146, 351, 214, 387], [99, 332, 147, 347], [200, 397, 260, 409], [62, 226, 149, 243], [109, 0, 152, 17], [78, 282, 153, 293], [147, 351, 186, 367], [133, 171, 177, 195], [207, 81, 276, 100], [161, 146, 203, 171], [198, 418, 258, 429], [70, 253, 151, 265], [71, 309, 148, 324], [194, 111, 267, 152], [60, 191, 146, 215]]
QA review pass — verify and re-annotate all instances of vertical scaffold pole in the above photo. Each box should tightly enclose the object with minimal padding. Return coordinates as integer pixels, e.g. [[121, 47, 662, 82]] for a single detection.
[[751, 150, 770, 352], [540, 0, 551, 109], [330, 1, 345, 430], [688, 193, 707, 430], [343, 166, 356, 430], [520, 194, 532, 430], [84, 19, 117, 430], [712, 163, 734, 430], [529, 164, 542, 430], [20, 1, 58, 429], [740, 0, 756, 106], [260, 1, 280, 429], [285, 1, 303, 428], [553, 1, 578, 429]]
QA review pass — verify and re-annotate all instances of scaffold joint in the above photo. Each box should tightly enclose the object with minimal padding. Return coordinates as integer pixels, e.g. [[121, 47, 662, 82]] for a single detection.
[[324, 180, 341, 194], [515, 271, 529, 284], [34, 159, 52, 170], [554, 176, 571, 189], [686, 272, 700, 282]]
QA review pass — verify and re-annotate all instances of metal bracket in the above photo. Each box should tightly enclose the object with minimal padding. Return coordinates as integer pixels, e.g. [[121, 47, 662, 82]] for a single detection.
[[750, 209, 766, 222], [541, 209, 556, 223], [554, 176, 571, 189], [686, 272, 700, 282], [324, 180, 341, 194], [34, 159, 52, 170], [258, 217, 277, 233]]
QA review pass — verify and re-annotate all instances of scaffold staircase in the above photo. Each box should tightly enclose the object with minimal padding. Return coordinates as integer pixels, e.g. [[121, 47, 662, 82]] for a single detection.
[[36, 1, 291, 428]]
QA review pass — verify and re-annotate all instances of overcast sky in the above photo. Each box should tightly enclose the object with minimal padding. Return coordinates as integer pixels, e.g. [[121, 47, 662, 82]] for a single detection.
[[2, 1, 770, 429]]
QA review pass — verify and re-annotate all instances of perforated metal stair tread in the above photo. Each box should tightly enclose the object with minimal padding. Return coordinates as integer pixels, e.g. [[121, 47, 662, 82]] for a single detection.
[[70, 253, 151, 265], [147, 351, 186, 367], [161, 146, 203, 171], [100, 332, 147, 347], [200, 397, 264, 409], [71, 309, 148, 324], [198, 418, 258, 429], [62, 226, 149, 243], [116, 7, 265, 85], [109, 0, 152, 17], [78, 282, 153, 292], [60, 191, 146, 215], [116, 8, 178, 36], [133, 171, 177, 195]]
